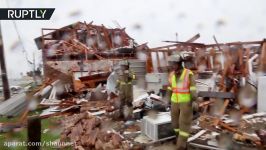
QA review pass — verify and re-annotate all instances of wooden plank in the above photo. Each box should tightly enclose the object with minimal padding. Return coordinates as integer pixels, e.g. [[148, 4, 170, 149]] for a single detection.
[[213, 35, 222, 51], [146, 52, 153, 73], [186, 33, 200, 42], [162, 41, 205, 48], [101, 25, 113, 49], [206, 40, 264, 47], [156, 52, 161, 71], [259, 41, 266, 71], [149, 33, 201, 51]]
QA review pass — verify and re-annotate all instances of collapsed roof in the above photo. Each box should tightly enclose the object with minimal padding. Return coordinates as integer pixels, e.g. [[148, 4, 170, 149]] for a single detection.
[[34, 21, 137, 61]]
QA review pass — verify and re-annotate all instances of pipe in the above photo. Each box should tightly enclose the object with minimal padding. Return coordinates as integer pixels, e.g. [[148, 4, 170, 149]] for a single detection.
[[210, 56, 214, 69], [221, 52, 224, 70], [189, 142, 225, 150], [248, 54, 258, 76], [34, 80, 60, 97]]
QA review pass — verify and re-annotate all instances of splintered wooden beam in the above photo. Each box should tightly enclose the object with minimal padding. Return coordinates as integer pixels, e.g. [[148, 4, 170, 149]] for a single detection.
[[218, 121, 262, 146], [158, 38, 264, 49], [101, 25, 113, 49], [149, 44, 179, 51], [199, 99, 215, 108], [259, 41, 266, 71], [147, 48, 178, 52], [156, 52, 161, 71], [218, 120, 238, 133], [162, 41, 205, 48], [207, 40, 264, 48], [213, 35, 222, 51], [149, 33, 201, 51], [166, 33, 201, 43], [146, 52, 153, 73], [159, 39, 264, 50], [186, 33, 201, 42]]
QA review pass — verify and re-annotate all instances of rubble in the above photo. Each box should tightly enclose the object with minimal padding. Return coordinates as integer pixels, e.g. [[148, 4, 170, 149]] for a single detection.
[[34, 22, 138, 90], [2, 21, 266, 149], [60, 109, 132, 149], [33, 31, 264, 149]]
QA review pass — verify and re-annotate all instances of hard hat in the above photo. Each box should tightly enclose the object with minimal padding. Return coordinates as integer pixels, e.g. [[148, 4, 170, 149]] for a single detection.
[[167, 54, 183, 63]]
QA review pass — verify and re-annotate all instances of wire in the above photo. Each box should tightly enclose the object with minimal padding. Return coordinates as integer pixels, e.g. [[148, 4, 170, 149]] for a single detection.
[[5, 0, 33, 65]]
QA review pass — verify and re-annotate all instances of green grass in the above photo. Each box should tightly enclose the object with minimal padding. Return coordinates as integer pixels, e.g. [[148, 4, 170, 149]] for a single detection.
[[0, 115, 72, 150]]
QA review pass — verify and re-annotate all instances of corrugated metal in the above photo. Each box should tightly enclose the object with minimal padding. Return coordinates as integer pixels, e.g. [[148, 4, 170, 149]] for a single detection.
[[0, 93, 27, 117]]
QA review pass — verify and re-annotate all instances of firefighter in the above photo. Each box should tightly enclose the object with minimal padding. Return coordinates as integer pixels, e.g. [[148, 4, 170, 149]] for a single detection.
[[167, 54, 197, 150], [116, 60, 136, 120]]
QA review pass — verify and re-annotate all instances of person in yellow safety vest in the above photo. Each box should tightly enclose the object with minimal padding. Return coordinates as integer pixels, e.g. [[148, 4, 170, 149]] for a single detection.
[[116, 60, 136, 120], [167, 54, 197, 150]]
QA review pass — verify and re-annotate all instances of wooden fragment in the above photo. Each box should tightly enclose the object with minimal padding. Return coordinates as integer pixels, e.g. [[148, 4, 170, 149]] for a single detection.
[[199, 100, 214, 108], [186, 33, 200, 42], [146, 52, 153, 73], [219, 121, 262, 146], [259, 41, 266, 72], [101, 25, 113, 49], [156, 52, 161, 72], [207, 40, 264, 47]]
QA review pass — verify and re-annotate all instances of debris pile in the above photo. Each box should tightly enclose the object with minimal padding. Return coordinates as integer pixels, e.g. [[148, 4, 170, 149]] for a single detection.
[[34, 21, 138, 90], [2, 22, 266, 150], [188, 112, 266, 149], [61, 112, 130, 150]]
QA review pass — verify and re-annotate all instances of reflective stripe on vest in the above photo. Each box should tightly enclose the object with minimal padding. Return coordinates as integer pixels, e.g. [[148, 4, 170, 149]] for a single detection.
[[179, 130, 190, 137], [117, 80, 132, 85], [170, 69, 192, 103], [172, 88, 190, 94], [132, 74, 136, 79]]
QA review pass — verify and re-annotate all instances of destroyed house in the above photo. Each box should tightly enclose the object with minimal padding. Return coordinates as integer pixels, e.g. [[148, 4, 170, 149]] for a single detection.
[[35, 22, 138, 90]]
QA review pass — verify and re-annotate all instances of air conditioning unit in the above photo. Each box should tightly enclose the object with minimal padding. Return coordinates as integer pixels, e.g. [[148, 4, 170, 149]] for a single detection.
[[141, 112, 175, 141]]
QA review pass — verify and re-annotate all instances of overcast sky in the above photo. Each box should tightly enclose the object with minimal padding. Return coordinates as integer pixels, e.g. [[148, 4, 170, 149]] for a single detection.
[[1, 0, 266, 78]]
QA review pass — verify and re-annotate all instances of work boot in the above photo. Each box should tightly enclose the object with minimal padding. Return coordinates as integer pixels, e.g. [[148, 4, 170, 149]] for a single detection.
[[176, 141, 187, 150], [175, 138, 178, 145], [176, 143, 187, 150], [176, 136, 188, 150], [176, 147, 186, 150]]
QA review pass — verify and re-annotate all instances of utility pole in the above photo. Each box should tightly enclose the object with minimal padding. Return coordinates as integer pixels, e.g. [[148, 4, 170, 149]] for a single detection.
[[0, 21, 11, 100]]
